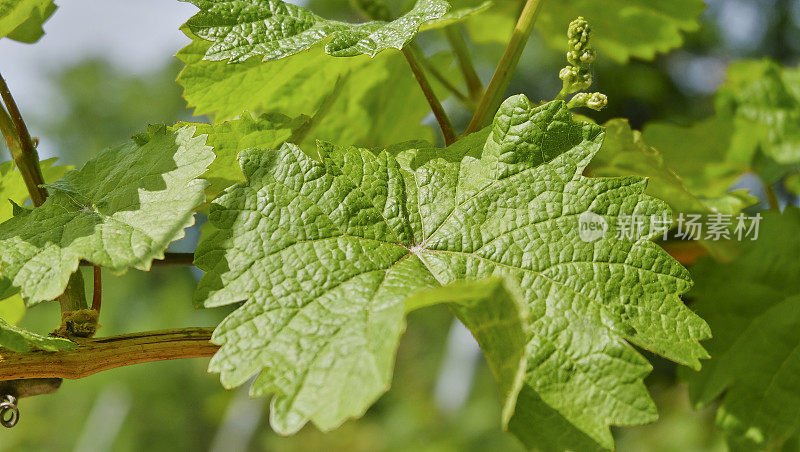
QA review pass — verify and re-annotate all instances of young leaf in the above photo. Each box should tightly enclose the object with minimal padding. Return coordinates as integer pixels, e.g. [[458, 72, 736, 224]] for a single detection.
[[195, 95, 709, 445], [681, 208, 800, 450], [0, 126, 214, 305], [0, 317, 75, 352], [0, 0, 56, 43], [183, 0, 450, 62]]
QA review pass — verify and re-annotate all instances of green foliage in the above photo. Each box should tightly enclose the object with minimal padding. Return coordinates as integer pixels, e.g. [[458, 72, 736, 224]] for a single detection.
[[681, 209, 800, 450], [716, 59, 800, 168], [177, 113, 306, 199], [0, 126, 213, 305], [176, 0, 462, 148], [0, 0, 56, 43], [592, 119, 755, 216], [194, 96, 708, 447], [0, 159, 70, 327], [183, 0, 450, 61], [0, 317, 75, 352], [0, 158, 70, 224], [6, 2, 800, 451], [455, 0, 705, 63]]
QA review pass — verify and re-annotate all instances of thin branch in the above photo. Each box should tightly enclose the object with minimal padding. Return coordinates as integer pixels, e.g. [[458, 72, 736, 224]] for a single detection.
[[402, 44, 457, 146], [445, 26, 484, 101], [765, 183, 780, 211], [91, 266, 102, 313], [417, 55, 470, 104], [0, 328, 218, 381], [0, 75, 47, 206], [79, 253, 195, 267], [465, 0, 545, 135]]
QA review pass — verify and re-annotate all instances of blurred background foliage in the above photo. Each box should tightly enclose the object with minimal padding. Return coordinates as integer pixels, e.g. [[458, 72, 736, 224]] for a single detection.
[[1, 0, 799, 450]]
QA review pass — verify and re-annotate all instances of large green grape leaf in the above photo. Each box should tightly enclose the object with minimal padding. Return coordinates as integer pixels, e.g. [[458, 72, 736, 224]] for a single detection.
[[183, 0, 450, 62], [0, 125, 214, 305], [454, 0, 704, 63], [195, 96, 709, 447], [681, 208, 800, 450], [716, 59, 800, 167], [0, 317, 75, 352], [0, 0, 56, 43], [591, 119, 755, 216]]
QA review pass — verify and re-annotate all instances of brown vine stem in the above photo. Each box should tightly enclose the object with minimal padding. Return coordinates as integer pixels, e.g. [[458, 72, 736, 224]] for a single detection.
[[91, 266, 102, 313], [78, 253, 196, 267], [402, 44, 457, 145], [0, 73, 47, 206], [0, 328, 218, 381], [464, 0, 545, 135]]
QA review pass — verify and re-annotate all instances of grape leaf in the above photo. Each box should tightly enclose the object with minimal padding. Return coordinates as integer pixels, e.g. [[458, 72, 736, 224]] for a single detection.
[[591, 119, 756, 215], [453, 0, 704, 63], [183, 0, 450, 62], [0, 317, 75, 352], [195, 96, 709, 446], [681, 208, 800, 450], [0, 125, 213, 305], [716, 59, 800, 167], [0, 0, 55, 43], [177, 34, 443, 147], [177, 113, 306, 200]]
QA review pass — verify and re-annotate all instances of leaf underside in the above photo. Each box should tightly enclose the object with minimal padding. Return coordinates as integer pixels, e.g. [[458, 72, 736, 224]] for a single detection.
[[0, 126, 214, 305]]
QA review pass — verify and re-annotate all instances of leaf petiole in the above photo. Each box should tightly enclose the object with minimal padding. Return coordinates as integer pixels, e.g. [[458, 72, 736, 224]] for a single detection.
[[465, 0, 545, 134], [402, 43, 457, 145]]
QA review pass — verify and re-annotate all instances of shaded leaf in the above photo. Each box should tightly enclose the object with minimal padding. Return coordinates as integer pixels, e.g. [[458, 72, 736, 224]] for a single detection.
[[681, 208, 800, 450]]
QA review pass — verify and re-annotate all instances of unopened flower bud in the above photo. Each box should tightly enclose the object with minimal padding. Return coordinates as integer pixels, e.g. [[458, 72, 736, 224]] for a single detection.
[[567, 92, 608, 111]]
